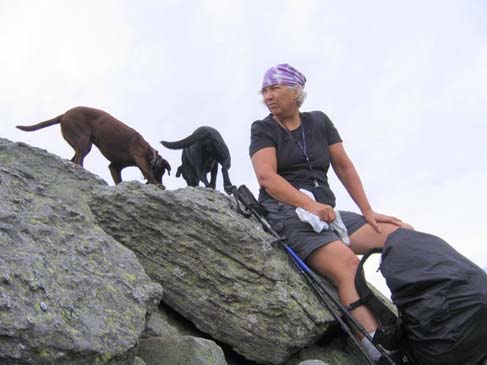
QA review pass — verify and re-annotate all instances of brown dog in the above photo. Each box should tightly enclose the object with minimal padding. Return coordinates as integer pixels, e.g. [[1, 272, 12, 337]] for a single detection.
[[17, 106, 171, 187]]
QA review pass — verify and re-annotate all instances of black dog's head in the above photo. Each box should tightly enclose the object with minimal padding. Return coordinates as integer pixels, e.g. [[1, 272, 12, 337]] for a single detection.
[[150, 151, 171, 188]]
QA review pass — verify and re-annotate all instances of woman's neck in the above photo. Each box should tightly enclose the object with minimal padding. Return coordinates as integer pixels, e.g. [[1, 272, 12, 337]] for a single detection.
[[273, 111, 301, 131]]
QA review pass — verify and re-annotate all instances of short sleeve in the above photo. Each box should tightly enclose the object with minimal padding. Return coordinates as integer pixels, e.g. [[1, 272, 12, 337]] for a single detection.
[[249, 120, 275, 157], [318, 112, 342, 145]]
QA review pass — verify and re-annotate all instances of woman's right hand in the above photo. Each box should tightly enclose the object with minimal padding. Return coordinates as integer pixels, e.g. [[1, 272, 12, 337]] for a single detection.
[[303, 200, 336, 223]]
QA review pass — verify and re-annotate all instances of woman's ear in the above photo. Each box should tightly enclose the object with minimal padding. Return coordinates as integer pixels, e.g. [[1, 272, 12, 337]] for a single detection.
[[293, 85, 301, 99]]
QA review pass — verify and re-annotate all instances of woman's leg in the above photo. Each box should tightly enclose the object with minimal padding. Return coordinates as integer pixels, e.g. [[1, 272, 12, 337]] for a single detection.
[[349, 223, 411, 254], [305, 240, 378, 334]]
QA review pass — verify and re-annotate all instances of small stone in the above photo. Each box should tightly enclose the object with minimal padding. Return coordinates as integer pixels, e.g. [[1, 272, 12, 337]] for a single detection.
[[2, 271, 11, 283]]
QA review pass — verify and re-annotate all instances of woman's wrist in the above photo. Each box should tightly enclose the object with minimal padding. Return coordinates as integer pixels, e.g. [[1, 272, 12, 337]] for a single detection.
[[360, 206, 373, 216]]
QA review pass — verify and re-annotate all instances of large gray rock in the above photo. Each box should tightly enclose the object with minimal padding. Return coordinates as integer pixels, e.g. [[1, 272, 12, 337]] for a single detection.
[[143, 303, 207, 339], [287, 334, 364, 365], [0, 139, 162, 364], [137, 336, 227, 365], [89, 182, 339, 364], [0, 138, 370, 365]]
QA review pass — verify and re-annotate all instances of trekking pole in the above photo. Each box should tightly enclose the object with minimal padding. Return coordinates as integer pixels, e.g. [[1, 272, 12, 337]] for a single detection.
[[229, 186, 396, 365], [250, 209, 376, 364]]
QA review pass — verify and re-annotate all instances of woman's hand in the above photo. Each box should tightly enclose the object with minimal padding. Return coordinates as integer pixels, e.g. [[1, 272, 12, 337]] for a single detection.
[[362, 210, 411, 233], [304, 201, 336, 223]]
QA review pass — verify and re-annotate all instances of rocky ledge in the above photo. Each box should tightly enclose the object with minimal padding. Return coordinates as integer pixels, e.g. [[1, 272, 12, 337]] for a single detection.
[[0, 138, 380, 365]]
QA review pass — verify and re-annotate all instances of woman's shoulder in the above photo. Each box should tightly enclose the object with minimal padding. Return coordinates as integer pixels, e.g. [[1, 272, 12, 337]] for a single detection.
[[302, 110, 332, 123], [302, 110, 342, 144], [251, 114, 278, 131], [302, 110, 333, 130]]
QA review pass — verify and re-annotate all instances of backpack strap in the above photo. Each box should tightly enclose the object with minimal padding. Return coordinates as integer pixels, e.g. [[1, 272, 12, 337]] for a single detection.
[[355, 248, 398, 327], [345, 296, 371, 311]]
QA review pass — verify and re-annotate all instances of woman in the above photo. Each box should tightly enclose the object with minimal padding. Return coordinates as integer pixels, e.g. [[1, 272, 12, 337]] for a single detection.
[[249, 63, 412, 362]]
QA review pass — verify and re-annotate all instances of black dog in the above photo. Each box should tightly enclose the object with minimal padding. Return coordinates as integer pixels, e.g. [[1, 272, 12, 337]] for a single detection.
[[161, 126, 233, 192]]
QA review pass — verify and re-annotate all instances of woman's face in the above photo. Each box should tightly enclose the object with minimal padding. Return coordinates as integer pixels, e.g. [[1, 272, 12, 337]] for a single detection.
[[261, 84, 298, 117]]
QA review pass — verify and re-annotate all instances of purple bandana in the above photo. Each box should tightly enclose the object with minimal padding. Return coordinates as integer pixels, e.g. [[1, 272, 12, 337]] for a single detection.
[[262, 63, 306, 90]]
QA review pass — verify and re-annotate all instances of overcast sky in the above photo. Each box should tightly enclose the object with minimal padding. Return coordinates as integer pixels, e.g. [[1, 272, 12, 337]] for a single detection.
[[2, 0, 486, 295]]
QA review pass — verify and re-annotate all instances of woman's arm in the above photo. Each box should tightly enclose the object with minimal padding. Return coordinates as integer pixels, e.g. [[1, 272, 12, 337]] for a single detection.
[[252, 147, 336, 222], [329, 143, 404, 231]]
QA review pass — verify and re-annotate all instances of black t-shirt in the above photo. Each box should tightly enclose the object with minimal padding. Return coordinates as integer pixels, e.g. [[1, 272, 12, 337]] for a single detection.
[[249, 111, 342, 205]]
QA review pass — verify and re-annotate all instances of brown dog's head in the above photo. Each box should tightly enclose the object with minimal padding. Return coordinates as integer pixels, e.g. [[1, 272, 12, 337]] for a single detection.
[[150, 151, 171, 188]]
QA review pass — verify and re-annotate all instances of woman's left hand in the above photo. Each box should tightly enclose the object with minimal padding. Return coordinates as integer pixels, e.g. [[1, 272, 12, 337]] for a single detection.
[[363, 210, 410, 233]]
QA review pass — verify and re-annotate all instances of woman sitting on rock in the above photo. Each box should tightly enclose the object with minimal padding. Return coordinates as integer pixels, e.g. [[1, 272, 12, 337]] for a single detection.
[[249, 63, 412, 363]]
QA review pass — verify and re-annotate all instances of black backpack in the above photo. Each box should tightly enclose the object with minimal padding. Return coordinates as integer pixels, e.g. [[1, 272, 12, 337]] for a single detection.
[[356, 228, 487, 365]]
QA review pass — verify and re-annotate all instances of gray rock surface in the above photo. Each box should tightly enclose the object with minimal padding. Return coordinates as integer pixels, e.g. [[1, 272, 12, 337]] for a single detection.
[[0, 138, 371, 365], [287, 333, 364, 365], [0, 139, 162, 364], [133, 357, 147, 365], [143, 306, 181, 339], [89, 182, 338, 364], [137, 336, 227, 365], [297, 361, 329, 365]]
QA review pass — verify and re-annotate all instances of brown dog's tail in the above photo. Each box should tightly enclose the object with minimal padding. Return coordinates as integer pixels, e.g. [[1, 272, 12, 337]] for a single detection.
[[16, 114, 64, 132]]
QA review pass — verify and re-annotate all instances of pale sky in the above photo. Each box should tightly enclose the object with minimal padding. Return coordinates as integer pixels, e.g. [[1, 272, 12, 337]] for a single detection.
[[2, 0, 486, 295]]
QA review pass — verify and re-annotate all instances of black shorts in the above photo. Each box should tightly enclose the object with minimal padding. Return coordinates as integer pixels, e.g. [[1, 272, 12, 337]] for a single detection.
[[261, 198, 366, 260]]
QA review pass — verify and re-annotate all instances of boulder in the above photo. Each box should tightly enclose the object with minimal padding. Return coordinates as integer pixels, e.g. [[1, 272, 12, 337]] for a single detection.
[[89, 182, 339, 364], [287, 332, 364, 365], [134, 357, 146, 365], [0, 139, 162, 364], [137, 336, 227, 365], [1, 138, 368, 365], [297, 361, 329, 365]]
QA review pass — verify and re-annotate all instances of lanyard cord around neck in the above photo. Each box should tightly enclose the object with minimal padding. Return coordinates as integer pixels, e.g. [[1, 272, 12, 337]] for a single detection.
[[280, 119, 312, 171]]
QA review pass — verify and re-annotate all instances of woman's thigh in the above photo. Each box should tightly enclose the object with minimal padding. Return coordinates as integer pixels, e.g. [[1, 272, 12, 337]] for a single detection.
[[349, 223, 401, 255], [306, 240, 360, 286]]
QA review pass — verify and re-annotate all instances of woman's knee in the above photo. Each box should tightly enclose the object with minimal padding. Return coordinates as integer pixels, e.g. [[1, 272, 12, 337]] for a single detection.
[[322, 250, 360, 285], [334, 250, 360, 284], [306, 242, 359, 283]]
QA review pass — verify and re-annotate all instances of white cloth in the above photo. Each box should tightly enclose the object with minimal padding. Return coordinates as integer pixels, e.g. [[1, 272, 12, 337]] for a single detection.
[[295, 189, 350, 245]]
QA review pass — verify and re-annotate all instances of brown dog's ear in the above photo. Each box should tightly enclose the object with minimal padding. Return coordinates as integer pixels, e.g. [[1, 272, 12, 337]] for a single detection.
[[149, 149, 160, 167]]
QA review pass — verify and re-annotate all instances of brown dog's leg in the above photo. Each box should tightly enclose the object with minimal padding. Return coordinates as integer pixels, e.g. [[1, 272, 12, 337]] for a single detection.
[[108, 163, 123, 184], [72, 147, 89, 166], [134, 156, 158, 185], [64, 137, 92, 166], [61, 120, 92, 166]]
